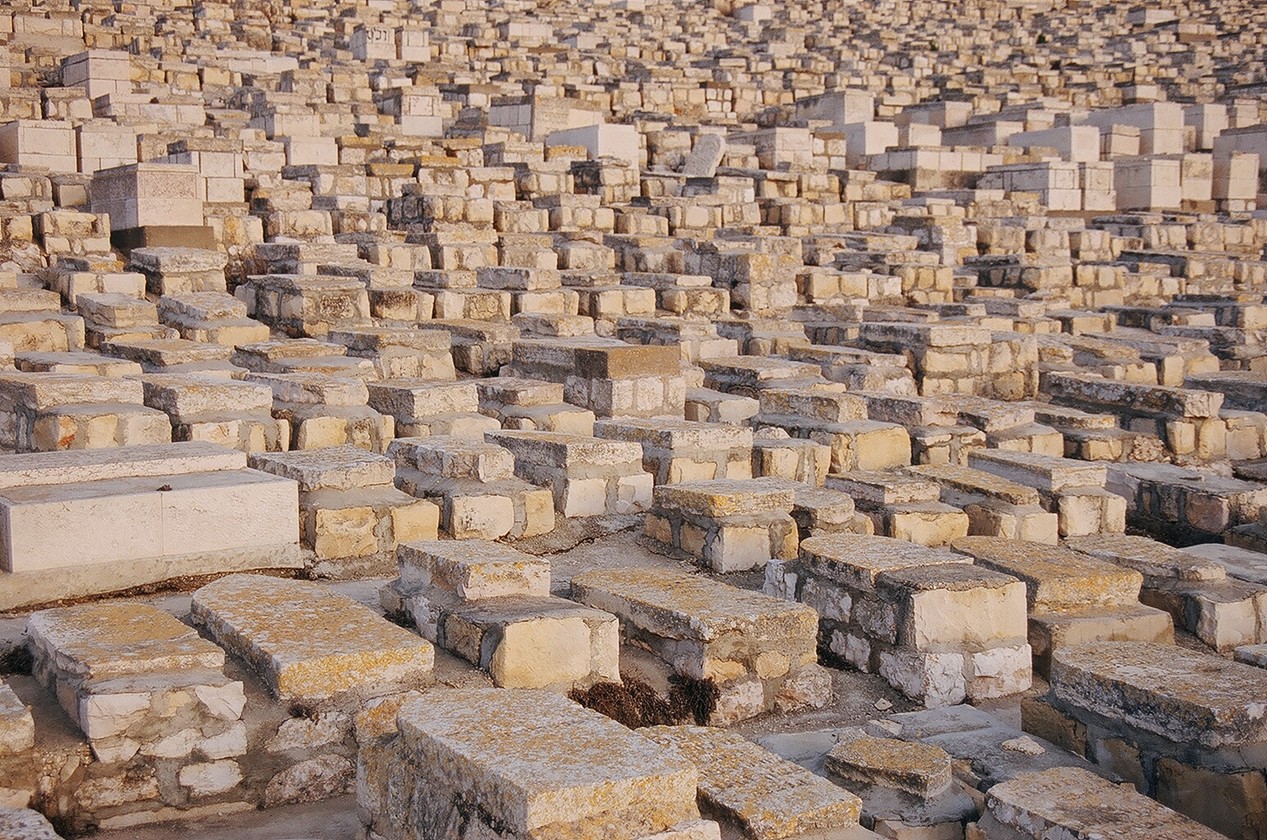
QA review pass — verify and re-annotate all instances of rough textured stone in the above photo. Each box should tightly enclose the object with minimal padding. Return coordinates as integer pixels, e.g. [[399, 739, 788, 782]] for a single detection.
[[190, 573, 434, 705], [642, 725, 861, 840]]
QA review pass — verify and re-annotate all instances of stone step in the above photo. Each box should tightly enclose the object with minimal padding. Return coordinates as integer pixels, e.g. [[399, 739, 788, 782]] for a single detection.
[[498, 401, 597, 435], [190, 574, 434, 707], [906, 463, 1040, 506], [827, 471, 940, 506], [140, 374, 273, 418], [386, 540, 607, 687], [751, 436, 833, 487], [950, 535, 1176, 673], [653, 477, 795, 518], [15, 350, 142, 378], [300, 485, 439, 577], [0, 370, 144, 410], [826, 732, 952, 798], [908, 464, 1059, 543], [1028, 604, 1176, 676], [475, 376, 567, 409]]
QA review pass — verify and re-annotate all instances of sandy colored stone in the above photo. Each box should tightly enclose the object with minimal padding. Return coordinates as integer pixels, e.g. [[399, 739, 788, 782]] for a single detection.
[[27, 602, 225, 680], [799, 534, 971, 592], [571, 566, 818, 645], [982, 766, 1225, 840], [386, 688, 700, 839], [1050, 641, 1267, 748], [643, 725, 861, 840], [952, 536, 1145, 612], [190, 574, 433, 704], [397, 539, 550, 601], [826, 733, 952, 797]]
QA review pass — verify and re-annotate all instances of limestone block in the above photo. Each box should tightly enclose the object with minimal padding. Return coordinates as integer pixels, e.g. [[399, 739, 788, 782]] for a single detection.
[[0, 444, 299, 575], [26, 602, 244, 763], [643, 725, 862, 840], [359, 688, 703, 840], [572, 566, 825, 722], [826, 733, 952, 798], [0, 808, 64, 840], [0, 681, 34, 757], [438, 596, 620, 689], [979, 766, 1224, 840], [191, 574, 434, 706], [396, 539, 550, 603]]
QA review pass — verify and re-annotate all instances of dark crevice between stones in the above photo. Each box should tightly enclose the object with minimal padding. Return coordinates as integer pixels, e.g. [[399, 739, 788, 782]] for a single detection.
[[570, 673, 718, 728]]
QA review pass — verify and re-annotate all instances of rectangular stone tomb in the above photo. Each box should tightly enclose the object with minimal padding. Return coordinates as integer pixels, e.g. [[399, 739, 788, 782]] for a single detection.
[[0, 442, 302, 611], [973, 766, 1226, 840], [571, 566, 831, 724], [950, 536, 1173, 676], [382, 540, 617, 689], [248, 373, 394, 453], [825, 731, 974, 837], [190, 573, 434, 707], [506, 338, 685, 419], [476, 376, 596, 436], [593, 418, 753, 484], [488, 430, 653, 517], [357, 687, 710, 840], [26, 602, 245, 765], [906, 463, 1058, 544], [642, 725, 863, 840], [140, 373, 288, 453], [388, 436, 555, 540], [826, 471, 969, 547], [248, 445, 439, 578], [767, 534, 1031, 706], [365, 380, 500, 438], [967, 449, 1126, 537], [0, 371, 171, 452], [644, 478, 798, 572], [1065, 533, 1267, 652], [1025, 642, 1267, 840]]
